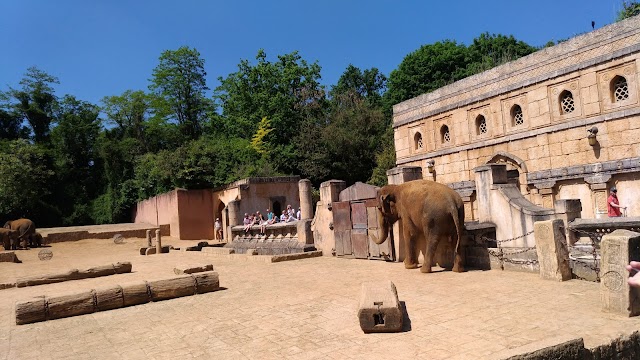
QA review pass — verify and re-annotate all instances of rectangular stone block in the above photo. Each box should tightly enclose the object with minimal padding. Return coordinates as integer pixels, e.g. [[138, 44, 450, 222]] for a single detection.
[[174, 264, 214, 275], [357, 280, 403, 333], [0, 251, 19, 263], [600, 230, 640, 317], [201, 247, 235, 255], [271, 250, 323, 263], [534, 220, 572, 281]]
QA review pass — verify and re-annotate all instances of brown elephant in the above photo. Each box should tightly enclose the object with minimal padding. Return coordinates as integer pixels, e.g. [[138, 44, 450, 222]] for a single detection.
[[375, 179, 465, 273], [0, 228, 18, 250], [4, 218, 36, 249]]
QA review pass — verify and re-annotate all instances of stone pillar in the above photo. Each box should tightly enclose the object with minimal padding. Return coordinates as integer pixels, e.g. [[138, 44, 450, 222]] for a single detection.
[[600, 229, 640, 316], [533, 181, 556, 209], [298, 179, 313, 220], [474, 164, 507, 223], [227, 200, 239, 227], [146, 230, 152, 247], [585, 174, 612, 219], [386, 166, 422, 185], [534, 220, 571, 281], [457, 189, 475, 222], [319, 180, 346, 206], [155, 230, 162, 255], [554, 199, 582, 245], [297, 219, 313, 244]]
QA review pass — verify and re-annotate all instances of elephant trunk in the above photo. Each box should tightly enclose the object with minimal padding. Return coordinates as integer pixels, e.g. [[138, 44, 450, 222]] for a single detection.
[[374, 210, 391, 245]]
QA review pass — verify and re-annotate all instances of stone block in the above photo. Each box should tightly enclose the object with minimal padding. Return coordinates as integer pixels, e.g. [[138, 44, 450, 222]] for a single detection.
[[357, 280, 403, 333], [271, 250, 322, 263], [534, 220, 572, 281], [142, 246, 171, 255], [173, 264, 214, 275], [0, 251, 20, 263], [600, 230, 640, 316]]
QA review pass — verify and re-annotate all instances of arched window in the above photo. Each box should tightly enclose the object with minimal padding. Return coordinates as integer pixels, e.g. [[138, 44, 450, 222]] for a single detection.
[[511, 104, 524, 127], [559, 90, 575, 114], [611, 75, 629, 102], [414, 132, 423, 150], [475, 115, 487, 135], [440, 125, 451, 144]]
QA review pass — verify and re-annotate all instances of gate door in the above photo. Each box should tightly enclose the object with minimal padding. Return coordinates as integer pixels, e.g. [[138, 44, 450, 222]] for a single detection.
[[351, 201, 369, 259], [365, 199, 394, 260], [332, 201, 352, 256]]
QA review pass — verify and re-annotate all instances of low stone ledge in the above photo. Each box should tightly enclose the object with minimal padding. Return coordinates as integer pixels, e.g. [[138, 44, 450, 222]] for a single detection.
[[0, 282, 16, 290], [140, 246, 171, 255], [201, 247, 235, 255], [271, 250, 323, 263], [173, 264, 214, 275]]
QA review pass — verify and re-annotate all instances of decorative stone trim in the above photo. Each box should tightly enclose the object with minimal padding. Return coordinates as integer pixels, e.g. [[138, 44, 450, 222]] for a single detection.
[[396, 106, 640, 165], [527, 157, 640, 187]]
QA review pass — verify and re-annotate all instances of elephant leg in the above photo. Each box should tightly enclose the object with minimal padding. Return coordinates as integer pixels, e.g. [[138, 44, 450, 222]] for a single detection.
[[403, 227, 418, 269], [452, 239, 464, 273], [421, 236, 439, 273]]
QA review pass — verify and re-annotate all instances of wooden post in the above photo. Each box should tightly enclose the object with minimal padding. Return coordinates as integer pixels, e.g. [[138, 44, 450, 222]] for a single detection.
[[155, 229, 162, 255]]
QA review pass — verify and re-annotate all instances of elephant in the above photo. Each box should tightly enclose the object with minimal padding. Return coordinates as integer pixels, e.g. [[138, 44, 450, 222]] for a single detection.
[[0, 228, 18, 250], [30, 232, 44, 247], [375, 179, 465, 273], [4, 218, 36, 249]]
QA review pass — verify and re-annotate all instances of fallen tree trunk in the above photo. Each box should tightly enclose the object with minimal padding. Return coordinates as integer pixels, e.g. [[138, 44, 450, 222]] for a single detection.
[[16, 262, 132, 288], [15, 271, 221, 325]]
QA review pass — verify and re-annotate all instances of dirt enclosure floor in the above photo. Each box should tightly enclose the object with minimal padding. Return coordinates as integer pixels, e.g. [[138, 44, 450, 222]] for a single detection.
[[1, 236, 640, 360]]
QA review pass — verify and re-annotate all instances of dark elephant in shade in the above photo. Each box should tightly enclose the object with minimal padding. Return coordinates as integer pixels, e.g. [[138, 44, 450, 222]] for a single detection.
[[374, 179, 465, 273], [0, 228, 18, 250], [4, 218, 36, 249]]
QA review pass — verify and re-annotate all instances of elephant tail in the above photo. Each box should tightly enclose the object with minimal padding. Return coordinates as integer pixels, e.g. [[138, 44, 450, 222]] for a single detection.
[[19, 222, 36, 240], [452, 203, 464, 253]]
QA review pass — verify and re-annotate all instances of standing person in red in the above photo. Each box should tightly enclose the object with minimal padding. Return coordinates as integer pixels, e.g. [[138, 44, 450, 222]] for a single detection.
[[607, 187, 626, 217]]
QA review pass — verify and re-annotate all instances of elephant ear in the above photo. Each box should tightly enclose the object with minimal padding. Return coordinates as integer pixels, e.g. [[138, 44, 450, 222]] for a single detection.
[[380, 193, 396, 215]]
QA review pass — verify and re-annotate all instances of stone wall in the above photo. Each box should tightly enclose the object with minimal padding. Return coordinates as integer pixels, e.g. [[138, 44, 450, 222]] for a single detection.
[[392, 15, 640, 220]]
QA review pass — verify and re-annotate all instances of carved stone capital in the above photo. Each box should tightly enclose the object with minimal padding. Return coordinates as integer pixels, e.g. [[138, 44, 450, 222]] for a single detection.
[[533, 181, 556, 190], [584, 174, 611, 185]]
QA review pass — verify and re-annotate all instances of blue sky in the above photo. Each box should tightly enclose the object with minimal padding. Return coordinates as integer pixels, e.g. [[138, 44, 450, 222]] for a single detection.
[[0, 0, 629, 105]]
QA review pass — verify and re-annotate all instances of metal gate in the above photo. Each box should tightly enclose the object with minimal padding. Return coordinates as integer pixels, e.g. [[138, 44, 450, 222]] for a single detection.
[[333, 199, 395, 260]]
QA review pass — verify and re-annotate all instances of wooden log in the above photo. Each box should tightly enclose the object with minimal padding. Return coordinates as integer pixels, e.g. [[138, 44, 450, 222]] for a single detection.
[[16, 269, 81, 287], [192, 271, 220, 293], [47, 290, 96, 320], [121, 281, 150, 307], [15, 296, 47, 325], [148, 275, 196, 301], [95, 285, 124, 311], [174, 264, 214, 275]]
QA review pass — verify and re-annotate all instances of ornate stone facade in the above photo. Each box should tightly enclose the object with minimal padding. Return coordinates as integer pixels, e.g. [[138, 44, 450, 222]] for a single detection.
[[393, 16, 640, 220]]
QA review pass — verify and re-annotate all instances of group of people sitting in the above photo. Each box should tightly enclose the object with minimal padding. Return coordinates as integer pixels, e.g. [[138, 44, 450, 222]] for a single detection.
[[243, 205, 301, 235]]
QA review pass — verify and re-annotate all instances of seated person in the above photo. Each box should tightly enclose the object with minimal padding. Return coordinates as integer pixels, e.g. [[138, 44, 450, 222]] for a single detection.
[[285, 212, 297, 222], [243, 214, 255, 233], [279, 212, 287, 222], [296, 207, 301, 220], [256, 211, 267, 235], [267, 209, 277, 225]]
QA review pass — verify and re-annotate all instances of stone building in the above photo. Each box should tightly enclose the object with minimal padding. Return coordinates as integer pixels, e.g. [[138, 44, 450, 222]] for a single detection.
[[392, 16, 640, 221]]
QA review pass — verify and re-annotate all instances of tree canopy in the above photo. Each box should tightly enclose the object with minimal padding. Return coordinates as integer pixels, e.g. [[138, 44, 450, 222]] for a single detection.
[[0, 30, 544, 226]]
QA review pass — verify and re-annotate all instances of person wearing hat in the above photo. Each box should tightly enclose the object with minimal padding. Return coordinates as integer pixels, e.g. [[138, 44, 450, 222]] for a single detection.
[[607, 187, 626, 217], [214, 217, 223, 241]]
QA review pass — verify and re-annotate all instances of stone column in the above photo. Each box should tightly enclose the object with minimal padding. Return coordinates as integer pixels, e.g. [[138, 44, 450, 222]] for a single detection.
[[155, 230, 162, 255], [298, 179, 313, 220], [600, 229, 640, 316], [533, 181, 556, 209], [474, 164, 507, 223], [554, 199, 582, 245], [386, 166, 422, 185], [457, 189, 475, 221], [146, 230, 152, 247], [534, 220, 571, 281], [226, 200, 240, 242], [319, 180, 346, 206], [585, 174, 612, 219]]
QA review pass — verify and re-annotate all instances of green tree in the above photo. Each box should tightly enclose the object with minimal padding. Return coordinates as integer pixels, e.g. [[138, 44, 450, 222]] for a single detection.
[[368, 126, 396, 186], [465, 33, 537, 75], [251, 116, 274, 157], [214, 50, 326, 173], [617, 1, 640, 21], [101, 90, 152, 150], [6, 67, 59, 144], [149, 46, 212, 139], [330, 65, 387, 107], [51, 95, 103, 225], [0, 140, 54, 220]]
